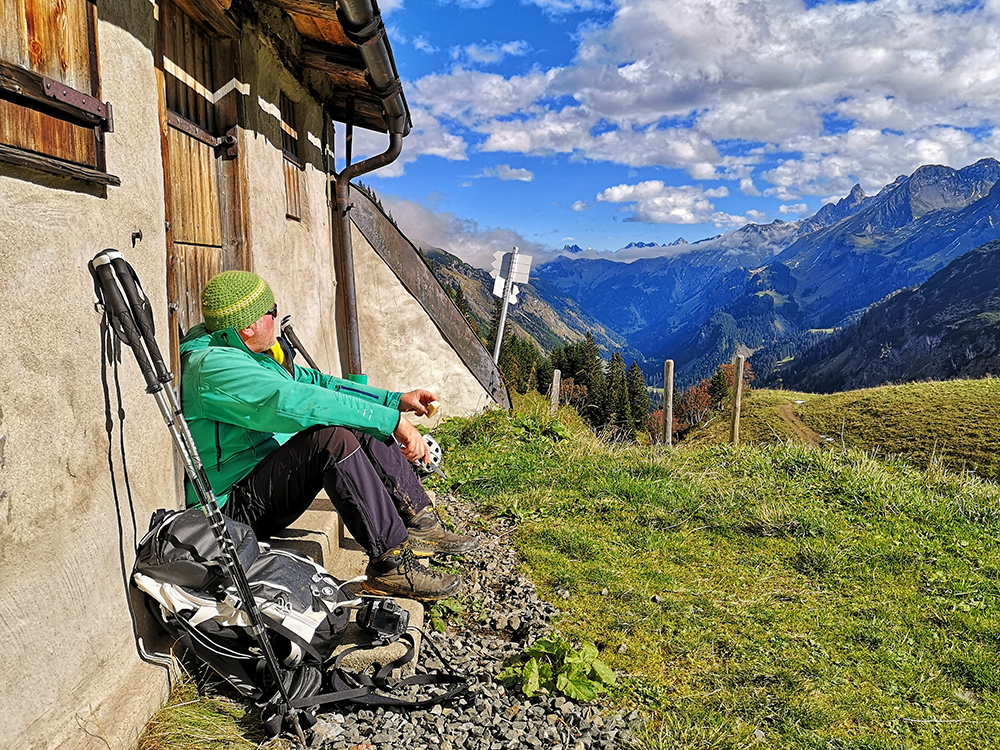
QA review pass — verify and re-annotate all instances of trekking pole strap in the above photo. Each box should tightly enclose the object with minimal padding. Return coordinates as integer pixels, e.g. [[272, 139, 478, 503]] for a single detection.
[[288, 631, 470, 709], [106, 251, 171, 386]]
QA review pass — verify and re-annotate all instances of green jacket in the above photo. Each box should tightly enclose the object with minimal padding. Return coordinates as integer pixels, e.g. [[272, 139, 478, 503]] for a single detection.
[[179, 323, 402, 507]]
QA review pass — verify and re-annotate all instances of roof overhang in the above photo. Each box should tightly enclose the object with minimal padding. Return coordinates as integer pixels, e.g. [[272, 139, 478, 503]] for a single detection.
[[262, 0, 411, 135]]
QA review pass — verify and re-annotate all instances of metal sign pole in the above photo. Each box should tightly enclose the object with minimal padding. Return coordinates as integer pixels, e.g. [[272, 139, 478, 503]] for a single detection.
[[492, 246, 518, 364]]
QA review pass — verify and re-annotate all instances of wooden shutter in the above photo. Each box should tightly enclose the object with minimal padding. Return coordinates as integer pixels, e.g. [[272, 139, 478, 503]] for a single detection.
[[160, 0, 247, 373], [281, 92, 302, 220], [0, 0, 114, 182]]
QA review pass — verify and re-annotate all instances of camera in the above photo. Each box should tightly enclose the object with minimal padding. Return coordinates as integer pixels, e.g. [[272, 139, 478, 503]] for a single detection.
[[357, 597, 409, 644]]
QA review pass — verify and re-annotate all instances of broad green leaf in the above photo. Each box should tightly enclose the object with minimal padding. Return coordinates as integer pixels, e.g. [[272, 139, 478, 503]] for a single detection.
[[523, 657, 541, 696], [590, 659, 617, 686], [578, 643, 599, 662], [562, 674, 602, 701]]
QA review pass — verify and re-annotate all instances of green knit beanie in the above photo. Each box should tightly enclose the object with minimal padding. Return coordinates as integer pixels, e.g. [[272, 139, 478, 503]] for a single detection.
[[201, 271, 275, 332]]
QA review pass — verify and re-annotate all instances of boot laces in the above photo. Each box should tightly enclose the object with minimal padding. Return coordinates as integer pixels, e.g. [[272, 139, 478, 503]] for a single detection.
[[399, 547, 444, 581]]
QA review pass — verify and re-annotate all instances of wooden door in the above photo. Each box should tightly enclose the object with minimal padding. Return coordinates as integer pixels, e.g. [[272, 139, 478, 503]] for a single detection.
[[158, 0, 247, 372]]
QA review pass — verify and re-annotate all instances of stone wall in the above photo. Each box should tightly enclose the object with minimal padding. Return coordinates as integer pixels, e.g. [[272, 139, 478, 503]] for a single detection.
[[0, 10, 173, 750]]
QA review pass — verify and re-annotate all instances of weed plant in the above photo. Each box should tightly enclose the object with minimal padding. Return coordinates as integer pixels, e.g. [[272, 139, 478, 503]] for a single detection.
[[433, 391, 1000, 749]]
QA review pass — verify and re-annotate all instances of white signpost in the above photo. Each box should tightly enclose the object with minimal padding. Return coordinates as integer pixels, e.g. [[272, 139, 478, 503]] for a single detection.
[[489, 246, 532, 364]]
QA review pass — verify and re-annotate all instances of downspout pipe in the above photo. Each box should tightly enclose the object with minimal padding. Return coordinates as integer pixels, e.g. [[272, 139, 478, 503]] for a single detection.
[[334, 127, 403, 375], [333, 0, 410, 375]]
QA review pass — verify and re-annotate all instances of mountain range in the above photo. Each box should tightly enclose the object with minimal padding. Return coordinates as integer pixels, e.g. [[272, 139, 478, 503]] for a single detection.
[[776, 238, 1000, 393], [535, 158, 1000, 386]]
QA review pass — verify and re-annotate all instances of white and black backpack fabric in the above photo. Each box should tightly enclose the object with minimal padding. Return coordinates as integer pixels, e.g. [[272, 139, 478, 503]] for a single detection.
[[132, 508, 470, 737], [133, 508, 354, 698]]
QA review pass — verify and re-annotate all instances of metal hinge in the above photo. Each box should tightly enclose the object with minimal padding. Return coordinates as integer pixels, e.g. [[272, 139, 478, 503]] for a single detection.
[[166, 112, 239, 157], [43, 77, 114, 133]]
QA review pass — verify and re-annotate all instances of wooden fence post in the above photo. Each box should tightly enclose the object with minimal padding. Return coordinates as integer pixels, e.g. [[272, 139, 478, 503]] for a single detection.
[[550, 368, 561, 415], [663, 360, 674, 448], [730, 355, 745, 446]]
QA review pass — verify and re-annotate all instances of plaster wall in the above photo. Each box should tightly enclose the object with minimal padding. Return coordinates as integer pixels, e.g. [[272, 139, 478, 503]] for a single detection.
[[351, 223, 494, 425], [0, 10, 173, 750], [239, 32, 342, 376]]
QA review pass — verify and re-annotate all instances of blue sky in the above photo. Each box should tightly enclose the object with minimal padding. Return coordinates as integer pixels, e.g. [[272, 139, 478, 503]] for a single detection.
[[341, 0, 1000, 269]]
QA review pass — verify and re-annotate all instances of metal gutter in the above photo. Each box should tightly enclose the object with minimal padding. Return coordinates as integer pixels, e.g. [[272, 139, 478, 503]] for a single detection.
[[336, 0, 411, 136]]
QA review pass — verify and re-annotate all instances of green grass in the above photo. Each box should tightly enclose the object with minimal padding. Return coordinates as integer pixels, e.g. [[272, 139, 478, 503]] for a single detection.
[[138, 676, 267, 750], [432, 391, 1000, 749], [681, 378, 1000, 478], [138, 382, 1000, 749]]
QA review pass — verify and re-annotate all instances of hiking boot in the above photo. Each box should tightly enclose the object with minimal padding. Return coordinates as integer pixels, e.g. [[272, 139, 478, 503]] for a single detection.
[[407, 508, 480, 558], [363, 543, 462, 602]]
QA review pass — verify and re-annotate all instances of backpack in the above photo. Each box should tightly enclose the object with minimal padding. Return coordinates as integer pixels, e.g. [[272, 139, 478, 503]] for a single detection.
[[133, 509, 470, 737], [133, 508, 353, 697]]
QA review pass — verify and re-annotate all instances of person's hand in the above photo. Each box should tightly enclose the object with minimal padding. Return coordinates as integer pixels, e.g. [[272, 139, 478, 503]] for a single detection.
[[394, 415, 430, 463], [398, 389, 437, 417]]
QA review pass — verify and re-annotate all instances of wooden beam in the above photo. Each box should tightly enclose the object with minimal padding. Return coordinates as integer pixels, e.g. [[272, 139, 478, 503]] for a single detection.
[[301, 40, 366, 75], [170, 0, 238, 38], [263, 0, 338, 22], [0, 143, 120, 186]]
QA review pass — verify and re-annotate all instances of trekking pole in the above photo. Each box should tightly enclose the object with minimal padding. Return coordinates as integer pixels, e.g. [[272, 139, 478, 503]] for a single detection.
[[280, 315, 320, 370], [88, 250, 307, 745]]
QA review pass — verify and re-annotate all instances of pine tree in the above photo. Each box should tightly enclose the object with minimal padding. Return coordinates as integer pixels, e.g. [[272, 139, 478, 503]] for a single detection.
[[579, 332, 607, 428], [708, 367, 729, 408], [626, 362, 651, 434], [606, 351, 632, 438], [453, 284, 478, 337], [535, 355, 554, 398]]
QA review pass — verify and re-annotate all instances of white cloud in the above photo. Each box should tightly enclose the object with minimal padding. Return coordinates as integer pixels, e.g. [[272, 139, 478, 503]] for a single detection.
[[453, 40, 531, 66], [406, 0, 1000, 199], [413, 36, 438, 54], [438, 0, 492, 8], [379, 0, 405, 12], [704, 186, 728, 198], [480, 164, 534, 181], [778, 203, 809, 215], [745, 209, 768, 221], [596, 181, 747, 226], [348, 106, 468, 177], [763, 184, 800, 202], [571, 200, 588, 211], [378, 194, 543, 270], [740, 178, 761, 197], [526, 0, 612, 14], [412, 67, 556, 124]]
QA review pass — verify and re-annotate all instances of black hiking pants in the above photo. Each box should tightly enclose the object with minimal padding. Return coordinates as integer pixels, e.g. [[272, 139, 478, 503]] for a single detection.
[[224, 426, 431, 558]]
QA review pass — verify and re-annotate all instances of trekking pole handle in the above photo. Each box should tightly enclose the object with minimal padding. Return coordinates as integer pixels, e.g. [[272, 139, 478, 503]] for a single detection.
[[89, 252, 161, 394], [106, 251, 173, 386]]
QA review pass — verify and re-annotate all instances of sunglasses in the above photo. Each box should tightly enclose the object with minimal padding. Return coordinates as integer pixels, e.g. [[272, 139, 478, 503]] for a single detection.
[[266, 304, 278, 318]]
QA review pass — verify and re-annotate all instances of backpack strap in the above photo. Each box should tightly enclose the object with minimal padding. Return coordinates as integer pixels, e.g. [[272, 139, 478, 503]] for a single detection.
[[286, 630, 470, 710]]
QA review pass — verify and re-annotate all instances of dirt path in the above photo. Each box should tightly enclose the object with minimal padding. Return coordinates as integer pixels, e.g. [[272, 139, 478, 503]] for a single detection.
[[777, 403, 824, 449]]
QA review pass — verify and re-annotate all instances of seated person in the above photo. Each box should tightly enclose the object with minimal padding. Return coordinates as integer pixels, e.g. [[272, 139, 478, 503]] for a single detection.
[[179, 270, 477, 601]]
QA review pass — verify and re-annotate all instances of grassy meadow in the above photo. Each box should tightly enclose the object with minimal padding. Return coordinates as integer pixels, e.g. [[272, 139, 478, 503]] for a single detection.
[[682, 378, 1000, 478], [139, 379, 1000, 749], [431, 388, 1000, 749]]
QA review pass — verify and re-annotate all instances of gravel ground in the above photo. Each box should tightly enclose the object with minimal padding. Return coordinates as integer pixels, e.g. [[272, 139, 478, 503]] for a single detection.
[[308, 497, 638, 750]]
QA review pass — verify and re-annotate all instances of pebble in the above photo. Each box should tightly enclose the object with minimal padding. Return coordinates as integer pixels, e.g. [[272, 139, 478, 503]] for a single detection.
[[312, 495, 633, 750]]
